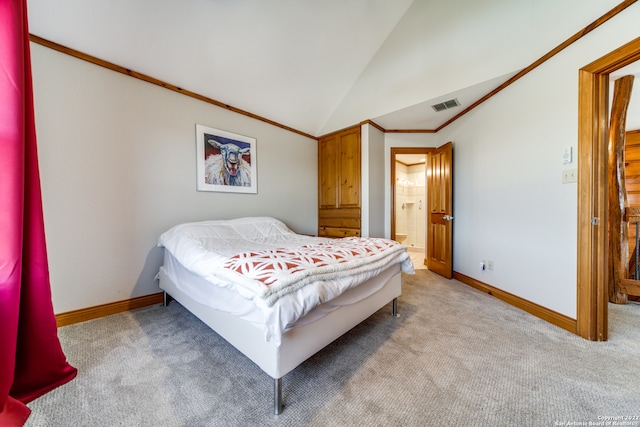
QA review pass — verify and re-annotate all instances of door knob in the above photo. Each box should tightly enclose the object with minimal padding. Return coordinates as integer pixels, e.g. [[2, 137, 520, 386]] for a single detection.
[[443, 215, 454, 221]]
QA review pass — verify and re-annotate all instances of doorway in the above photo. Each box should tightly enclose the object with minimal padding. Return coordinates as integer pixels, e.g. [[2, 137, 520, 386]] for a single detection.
[[391, 147, 431, 269], [577, 36, 640, 341]]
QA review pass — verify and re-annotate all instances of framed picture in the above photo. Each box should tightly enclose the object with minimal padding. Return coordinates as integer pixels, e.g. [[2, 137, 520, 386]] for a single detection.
[[195, 124, 257, 193]]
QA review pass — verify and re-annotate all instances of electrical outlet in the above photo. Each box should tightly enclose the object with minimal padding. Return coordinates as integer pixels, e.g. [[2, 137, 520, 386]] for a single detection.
[[479, 261, 485, 271]]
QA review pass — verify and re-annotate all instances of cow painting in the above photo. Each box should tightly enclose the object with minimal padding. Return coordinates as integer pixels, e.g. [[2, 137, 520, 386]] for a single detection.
[[204, 137, 252, 187]]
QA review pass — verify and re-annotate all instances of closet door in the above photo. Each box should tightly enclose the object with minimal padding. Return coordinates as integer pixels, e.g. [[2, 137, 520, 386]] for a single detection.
[[337, 128, 360, 209], [318, 135, 338, 209]]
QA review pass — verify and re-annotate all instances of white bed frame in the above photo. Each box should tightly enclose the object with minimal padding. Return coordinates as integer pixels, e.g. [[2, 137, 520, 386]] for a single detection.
[[157, 264, 401, 414]]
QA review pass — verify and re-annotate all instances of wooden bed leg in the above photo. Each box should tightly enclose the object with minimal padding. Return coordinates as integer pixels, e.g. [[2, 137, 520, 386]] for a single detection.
[[274, 378, 283, 415], [392, 298, 398, 317]]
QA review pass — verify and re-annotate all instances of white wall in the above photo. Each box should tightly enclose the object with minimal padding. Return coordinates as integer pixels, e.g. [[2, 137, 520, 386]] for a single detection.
[[436, 9, 640, 318], [30, 4, 640, 322], [31, 44, 318, 314], [361, 124, 386, 238]]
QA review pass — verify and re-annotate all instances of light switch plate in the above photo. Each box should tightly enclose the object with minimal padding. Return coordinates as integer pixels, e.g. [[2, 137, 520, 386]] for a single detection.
[[562, 168, 577, 183], [562, 147, 572, 164]]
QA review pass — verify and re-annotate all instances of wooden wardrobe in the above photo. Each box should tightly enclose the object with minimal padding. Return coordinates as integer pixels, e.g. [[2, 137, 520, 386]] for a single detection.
[[318, 126, 361, 237]]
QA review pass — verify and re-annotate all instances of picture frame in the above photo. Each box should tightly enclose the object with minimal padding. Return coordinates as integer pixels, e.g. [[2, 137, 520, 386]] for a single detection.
[[195, 124, 257, 193]]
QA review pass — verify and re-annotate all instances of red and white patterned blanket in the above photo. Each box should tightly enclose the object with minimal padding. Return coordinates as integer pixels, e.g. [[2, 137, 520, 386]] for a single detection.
[[216, 237, 410, 306]]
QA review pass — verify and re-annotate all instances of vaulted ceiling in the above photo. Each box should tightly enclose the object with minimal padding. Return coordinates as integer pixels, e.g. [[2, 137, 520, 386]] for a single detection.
[[27, 0, 636, 137]]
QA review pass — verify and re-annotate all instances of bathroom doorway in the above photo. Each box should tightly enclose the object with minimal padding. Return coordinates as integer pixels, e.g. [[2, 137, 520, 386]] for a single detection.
[[391, 147, 432, 269]]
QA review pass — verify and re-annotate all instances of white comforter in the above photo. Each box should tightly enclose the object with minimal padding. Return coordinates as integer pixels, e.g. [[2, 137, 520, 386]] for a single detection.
[[158, 217, 414, 343]]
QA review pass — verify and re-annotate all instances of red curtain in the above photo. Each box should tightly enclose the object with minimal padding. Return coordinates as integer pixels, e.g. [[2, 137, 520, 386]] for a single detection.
[[0, 1, 77, 425]]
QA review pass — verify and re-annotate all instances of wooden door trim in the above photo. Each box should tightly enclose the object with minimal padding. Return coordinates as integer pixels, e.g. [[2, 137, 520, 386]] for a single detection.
[[577, 36, 640, 341]]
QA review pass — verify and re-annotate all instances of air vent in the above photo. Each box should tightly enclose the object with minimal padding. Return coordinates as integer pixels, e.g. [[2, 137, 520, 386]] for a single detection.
[[431, 98, 460, 112]]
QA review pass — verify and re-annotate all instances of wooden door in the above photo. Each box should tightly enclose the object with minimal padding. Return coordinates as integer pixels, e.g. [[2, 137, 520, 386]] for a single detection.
[[318, 135, 337, 209], [338, 128, 361, 209], [427, 142, 453, 278]]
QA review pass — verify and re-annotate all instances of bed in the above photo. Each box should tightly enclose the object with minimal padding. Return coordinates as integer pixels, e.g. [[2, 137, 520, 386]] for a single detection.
[[157, 216, 414, 414]]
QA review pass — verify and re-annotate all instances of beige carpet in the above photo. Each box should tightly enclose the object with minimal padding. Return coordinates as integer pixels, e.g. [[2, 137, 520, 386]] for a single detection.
[[25, 270, 640, 426]]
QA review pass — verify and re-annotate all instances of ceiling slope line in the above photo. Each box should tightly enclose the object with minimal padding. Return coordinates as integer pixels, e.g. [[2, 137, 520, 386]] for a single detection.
[[360, 119, 385, 133], [433, 0, 638, 133], [29, 34, 317, 141], [317, 119, 436, 140], [363, 0, 636, 135], [29, 0, 636, 140]]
